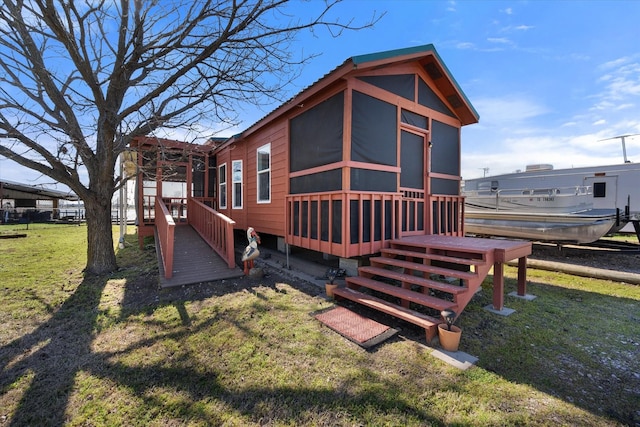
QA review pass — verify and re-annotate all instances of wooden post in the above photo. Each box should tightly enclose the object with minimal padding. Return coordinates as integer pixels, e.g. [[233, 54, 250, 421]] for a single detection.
[[517, 256, 527, 296], [492, 261, 504, 311]]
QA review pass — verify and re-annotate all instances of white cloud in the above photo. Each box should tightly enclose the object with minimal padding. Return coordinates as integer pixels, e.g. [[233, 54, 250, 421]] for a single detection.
[[487, 37, 511, 45], [500, 24, 534, 33], [461, 132, 637, 180], [456, 42, 475, 50], [472, 96, 549, 125], [599, 56, 632, 71]]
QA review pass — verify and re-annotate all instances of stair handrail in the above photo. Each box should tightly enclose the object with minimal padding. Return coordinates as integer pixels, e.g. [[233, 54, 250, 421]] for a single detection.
[[187, 197, 236, 268], [155, 196, 175, 278]]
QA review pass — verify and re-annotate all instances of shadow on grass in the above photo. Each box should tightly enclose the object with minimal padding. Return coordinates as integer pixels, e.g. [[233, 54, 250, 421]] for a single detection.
[[461, 274, 640, 425], [0, 272, 110, 426], [0, 235, 443, 426], [3, 230, 638, 425]]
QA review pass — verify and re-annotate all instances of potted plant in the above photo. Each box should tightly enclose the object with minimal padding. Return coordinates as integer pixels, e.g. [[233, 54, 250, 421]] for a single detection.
[[325, 268, 339, 298], [438, 309, 462, 352]]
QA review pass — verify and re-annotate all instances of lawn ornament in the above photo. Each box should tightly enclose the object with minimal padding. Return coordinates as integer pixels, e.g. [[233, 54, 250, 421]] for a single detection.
[[242, 227, 261, 275]]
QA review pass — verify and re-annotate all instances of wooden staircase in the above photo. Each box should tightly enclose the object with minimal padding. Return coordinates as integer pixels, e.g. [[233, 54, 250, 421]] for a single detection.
[[333, 237, 494, 343]]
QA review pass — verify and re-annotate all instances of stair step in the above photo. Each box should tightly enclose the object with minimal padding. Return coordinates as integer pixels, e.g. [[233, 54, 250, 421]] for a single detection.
[[346, 276, 457, 311], [358, 266, 466, 295], [370, 256, 478, 280], [389, 239, 492, 258], [381, 247, 484, 266], [332, 287, 441, 343]]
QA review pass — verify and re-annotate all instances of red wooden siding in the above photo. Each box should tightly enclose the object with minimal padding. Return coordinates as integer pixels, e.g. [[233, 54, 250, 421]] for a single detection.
[[211, 47, 474, 259], [239, 122, 288, 236]]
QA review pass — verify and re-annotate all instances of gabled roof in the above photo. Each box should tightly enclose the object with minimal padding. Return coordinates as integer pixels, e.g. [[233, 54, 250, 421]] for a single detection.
[[351, 44, 478, 124], [217, 44, 479, 148]]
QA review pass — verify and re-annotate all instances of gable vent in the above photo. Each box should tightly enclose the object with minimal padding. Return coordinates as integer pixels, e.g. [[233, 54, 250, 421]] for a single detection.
[[446, 94, 463, 109], [424, 62, 443, 80]]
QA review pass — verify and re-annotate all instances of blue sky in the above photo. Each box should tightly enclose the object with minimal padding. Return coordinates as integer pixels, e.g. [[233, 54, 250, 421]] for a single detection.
[[284, 0, 640, 178], [279, 0, 640, 180], [1, 0, 639, 187]]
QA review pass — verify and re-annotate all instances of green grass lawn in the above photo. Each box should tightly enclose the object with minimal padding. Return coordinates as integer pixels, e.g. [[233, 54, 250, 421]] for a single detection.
[[1, 223, 638, 426]]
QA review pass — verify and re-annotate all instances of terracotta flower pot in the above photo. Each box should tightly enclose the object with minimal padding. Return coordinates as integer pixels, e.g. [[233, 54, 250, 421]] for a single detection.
[[438, 323, 462, 352], [325, 283, 338, 298]]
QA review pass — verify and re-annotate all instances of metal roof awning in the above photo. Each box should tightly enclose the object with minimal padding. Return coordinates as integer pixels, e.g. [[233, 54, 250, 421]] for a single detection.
[[0, 180, 78, 201]]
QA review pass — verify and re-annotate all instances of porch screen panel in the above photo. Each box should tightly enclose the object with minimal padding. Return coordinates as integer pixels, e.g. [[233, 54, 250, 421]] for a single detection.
[[332, 200, 342, 243], [431, 120, 460, 176], [357, 74, 415, 101], [431, 178, 459, 195], [408, 201, 415, 231], [402, 201, 407, 231], [321, 200, 329, 242], [311, 201, 318, 239], [400, 130, 424, 189], [401, 109, 428, 129], [348, 199, 390, 243], [301, 201, 308, 238], [289, 169, 341, 194], [418, 77, 456, 118], [350, 200, 359, 244], [385, 200, 393, 239], [290, 92, 344, 172], [350, 169, 396, 192], [207, 157, 216, 199], [351, 91, 397, 166], [293, 201, 299, 236], [362, 200, 371, 243], [441, 202, 449, 233], [374, 199, 382, 241], [192, 156, 205, 197], [432, 200, 439, 234]]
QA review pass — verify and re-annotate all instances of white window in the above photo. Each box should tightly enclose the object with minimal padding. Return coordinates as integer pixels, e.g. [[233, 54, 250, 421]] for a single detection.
[[232, 160, 243, 209], [257, 143, 271, 203], [218, 163, 227, 209]]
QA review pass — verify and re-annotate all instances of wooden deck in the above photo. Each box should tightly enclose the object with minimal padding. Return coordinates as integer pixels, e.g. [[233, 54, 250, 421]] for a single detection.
[[398, 234, 532, 311], [335, 234, 533, 343], [157, 225, 243, 288]]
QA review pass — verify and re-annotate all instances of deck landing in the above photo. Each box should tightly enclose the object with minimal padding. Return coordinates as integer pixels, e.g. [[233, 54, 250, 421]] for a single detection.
[[158, 225, 243, 288]]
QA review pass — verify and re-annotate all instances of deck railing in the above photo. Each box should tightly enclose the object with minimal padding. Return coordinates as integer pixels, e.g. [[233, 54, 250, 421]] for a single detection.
[[155, 197, 175, 278], [187, 197, 236, 268], [429, 194, 465, 236], [287, 191, 403, 258], [140, 196, 190, 223], [286, 191, 464, 258]]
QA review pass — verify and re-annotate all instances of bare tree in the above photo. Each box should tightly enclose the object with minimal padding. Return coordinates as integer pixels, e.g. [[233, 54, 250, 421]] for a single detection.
[[0, 0, 380, 274]]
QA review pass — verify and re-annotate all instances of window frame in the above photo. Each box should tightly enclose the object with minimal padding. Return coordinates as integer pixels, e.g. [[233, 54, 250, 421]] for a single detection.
[[232, 159, 243, 209], [257, 143, 271, 204], [218, 163, 227, 209]]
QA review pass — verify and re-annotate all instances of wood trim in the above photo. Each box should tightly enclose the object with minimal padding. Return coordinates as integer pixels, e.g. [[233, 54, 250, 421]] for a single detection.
[[429, 172, 461, 181], [349, 72, 462, 128], [288, 163, 342, 178], [345, 161, 400, 173], [288, 161, 401, 179]]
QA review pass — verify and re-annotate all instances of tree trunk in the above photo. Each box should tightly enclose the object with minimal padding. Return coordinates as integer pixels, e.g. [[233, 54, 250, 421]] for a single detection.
[[84, 197, 117, 275]]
